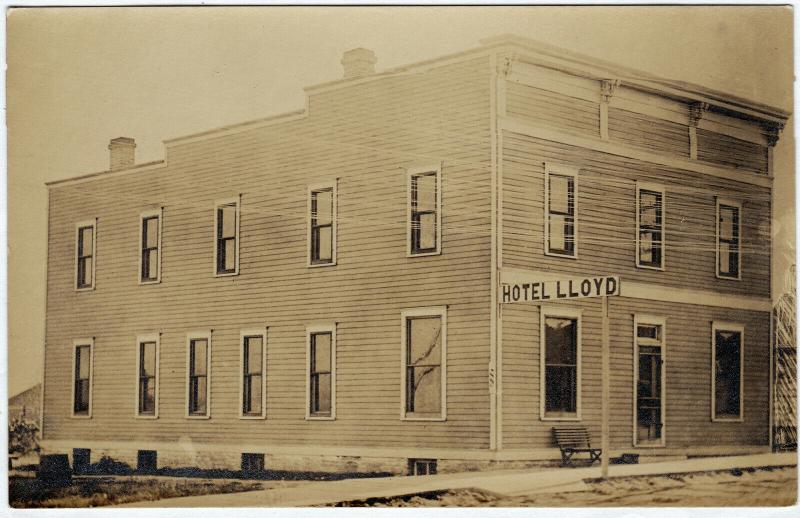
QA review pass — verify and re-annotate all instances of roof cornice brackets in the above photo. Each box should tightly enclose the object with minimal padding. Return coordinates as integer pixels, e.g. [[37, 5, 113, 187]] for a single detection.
[[761, 120, 785, 147], [501, 52, 517, 78], [689, 101, 711, 127], [600, 79, 621, 104]]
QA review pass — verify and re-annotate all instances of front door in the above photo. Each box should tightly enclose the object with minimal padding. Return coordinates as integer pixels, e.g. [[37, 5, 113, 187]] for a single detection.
[[635, 320, 665, 446]]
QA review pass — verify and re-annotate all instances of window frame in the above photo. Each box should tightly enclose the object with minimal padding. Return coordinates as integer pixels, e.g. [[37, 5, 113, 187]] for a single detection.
[[185, 330, 212, 419], [239, 328, 267, 420], [715, 198, 743, 281], [406, 164, 443, 257], [632, 315, 667, 447], [74, 219, 97, 291], [138, 208, 163, 284], [635, 182, 666, 271], [135, 333, 160, 419], [400, 306, 448, 422], [711, 321, 745, 423], [71, 338, 94, 419], [305, 324, 337, 420], [539, 306, 582, 421], [307, 182, 338, 267], [544, 163, 579, 259], [213, 196, 241, 277]]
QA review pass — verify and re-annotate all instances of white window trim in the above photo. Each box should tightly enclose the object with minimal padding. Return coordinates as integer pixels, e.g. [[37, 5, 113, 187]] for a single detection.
[[539, 305, 582, 422], [400, 306, 448, 422], [635, 182, 666, 271], [715, 198, 743, 281], [544, 163, 579, 259], [632, 315, 667, 448], [135, 333, 160, 419], [213, 196, 241, 277], [185, 330, 212, 419], [138, 208, 163, 285], [711, 321, 745, 423], [239, 328, 268, 420], [406, 164, 443, 258], [305, 323, 337, 420], [74, 219, 97, 291], [70, 338, 94, 419], [307, 181, 338, 268]]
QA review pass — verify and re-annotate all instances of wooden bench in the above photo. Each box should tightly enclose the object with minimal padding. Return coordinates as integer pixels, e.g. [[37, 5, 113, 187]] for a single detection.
[[552, 426, 602, 467]]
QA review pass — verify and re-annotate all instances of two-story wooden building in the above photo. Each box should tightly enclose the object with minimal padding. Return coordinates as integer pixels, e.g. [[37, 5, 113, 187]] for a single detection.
[[41, 35, 789, 474]]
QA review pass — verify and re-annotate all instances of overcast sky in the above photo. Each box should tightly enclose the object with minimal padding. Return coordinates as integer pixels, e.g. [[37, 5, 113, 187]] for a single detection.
[[5, 6, 794, 397]]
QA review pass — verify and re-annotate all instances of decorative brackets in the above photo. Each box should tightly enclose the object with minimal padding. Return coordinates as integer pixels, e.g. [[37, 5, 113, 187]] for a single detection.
[[599, 79, 620, 140]]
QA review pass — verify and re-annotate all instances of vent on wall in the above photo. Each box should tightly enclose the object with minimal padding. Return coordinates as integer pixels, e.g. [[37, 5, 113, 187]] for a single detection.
[[408, 458, 437, 476]]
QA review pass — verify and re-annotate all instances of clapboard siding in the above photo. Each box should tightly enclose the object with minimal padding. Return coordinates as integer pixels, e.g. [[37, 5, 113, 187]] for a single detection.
[[501, 298, 770, 449], [608, 107, 690, 158], [501, 132, 771, 298], [45, 56, 493, 450], [697, 128, 769, 174], [505, 82, 599, 138]]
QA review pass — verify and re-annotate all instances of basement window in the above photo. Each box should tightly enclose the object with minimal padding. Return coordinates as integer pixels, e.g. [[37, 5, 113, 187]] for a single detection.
[[241, 453, 265, 474], [137, 450, 157, 472], [72, 448, 91, 474], [408, 458, 437, 476]]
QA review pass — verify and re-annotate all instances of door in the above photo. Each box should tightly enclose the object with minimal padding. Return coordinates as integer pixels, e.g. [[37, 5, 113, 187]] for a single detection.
[[635, 320, 666, 446]]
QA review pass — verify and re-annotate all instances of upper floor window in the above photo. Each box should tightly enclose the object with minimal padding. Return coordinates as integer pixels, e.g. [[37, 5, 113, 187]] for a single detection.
[[407, 165, 442, 256], [712, 322, 744, 422], [308, 183, 336, 266], [75, 220, 96, 290], [137, 334, 159, 418], [139, 209, 162, 284], [540, 307, 581, 420], [72, 339, 93, 418], [187, 331, 211, 418], [401, 307, 447, 421], [215, 198, 240, 276], [545, 164, 577, 258], [636, 183, 665, 270], [241, 329, 266, 419], [716, 199, 742, 280], [307, 324, 336, 419]]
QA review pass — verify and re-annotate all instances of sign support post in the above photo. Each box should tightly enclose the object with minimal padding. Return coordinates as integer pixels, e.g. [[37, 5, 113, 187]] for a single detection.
[[601, 294, 610, 478]]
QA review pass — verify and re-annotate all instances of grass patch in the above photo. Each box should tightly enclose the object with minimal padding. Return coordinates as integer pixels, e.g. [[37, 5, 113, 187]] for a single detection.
[[10, 475, 263, 508]]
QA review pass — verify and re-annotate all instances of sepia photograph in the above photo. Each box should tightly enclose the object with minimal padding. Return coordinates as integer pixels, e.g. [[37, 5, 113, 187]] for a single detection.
[[4, 4, 798, 511]]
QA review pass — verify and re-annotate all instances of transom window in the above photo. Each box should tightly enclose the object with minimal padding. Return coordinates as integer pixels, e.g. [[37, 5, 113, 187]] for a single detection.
[[76, 221, 96, 289], [402, 307, 446, 420], [545, 165, 577, 257], [307, 326, 336, 419], [187, 333, 211, 417], [408, 166, 441, 256], [241, 331, 266, 418], [712, 323, 744, 421], [140, 210, 161, 283], [309, 184, 336, 266], [215, 198, 240, 275], [637, 184, 665, 269], [717, 199, 741, 279], [541, 309, 581, 419]]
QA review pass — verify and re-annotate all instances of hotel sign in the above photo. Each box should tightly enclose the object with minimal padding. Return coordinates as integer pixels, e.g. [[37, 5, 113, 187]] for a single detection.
[[501, 275, 620, 303]]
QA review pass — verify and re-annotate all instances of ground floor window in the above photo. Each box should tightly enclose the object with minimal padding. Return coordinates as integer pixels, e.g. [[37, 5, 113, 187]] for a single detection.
[[241, 330, 266, 418], [540, 307, 581, 419], [187, 332, 211, 418], [72, 339, 93, 417], [401, 307, 447, 420], [307, 325, 336, 419], [713, 322, 744, 421]]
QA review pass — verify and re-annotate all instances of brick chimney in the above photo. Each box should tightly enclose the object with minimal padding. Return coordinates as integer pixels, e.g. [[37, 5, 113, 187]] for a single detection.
[[340, 48, 377, 79], [108, 137, 136, 170]]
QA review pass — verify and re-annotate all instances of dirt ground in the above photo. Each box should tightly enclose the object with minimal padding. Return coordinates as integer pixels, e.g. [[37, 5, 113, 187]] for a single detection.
[[349, 466, 798, 507]]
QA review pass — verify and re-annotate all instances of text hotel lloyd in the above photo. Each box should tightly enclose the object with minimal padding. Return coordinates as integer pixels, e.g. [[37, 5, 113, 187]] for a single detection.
[[41, 36, 789, 474]]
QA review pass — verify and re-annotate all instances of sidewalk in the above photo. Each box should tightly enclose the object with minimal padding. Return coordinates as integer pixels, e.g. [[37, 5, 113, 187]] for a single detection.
[[116, 451, 797, 507]]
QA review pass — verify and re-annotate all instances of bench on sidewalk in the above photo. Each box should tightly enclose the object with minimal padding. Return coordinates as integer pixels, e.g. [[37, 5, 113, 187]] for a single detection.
[[552, 425, 602, 467]]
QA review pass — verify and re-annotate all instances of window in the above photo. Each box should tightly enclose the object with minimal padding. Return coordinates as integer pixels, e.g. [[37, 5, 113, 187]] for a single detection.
[[636, 184, 665, 269], [241, 453, 265, 474], [712, 322, 744, 421], [545, 164, 577, 257], [71, 339, 93, 418], [716, 199, 742, 280], [408, 459, 437, 476], [72, 448, 91, 474], [215, 197, 240, 275], [137, 450, 157, 472], [401, 307, 447, 420], [75, 220, 96, 290], [307, 325, 336, 419], [634, 316, 666, 447], [136, 334, 159, 418], [540, 307, 581, 420], [407, 165, 442, 256], [308, 183, 336, 266], [240, 329, 266, 418], [186, 332, 211, 418], [139, 209, 162, 283]]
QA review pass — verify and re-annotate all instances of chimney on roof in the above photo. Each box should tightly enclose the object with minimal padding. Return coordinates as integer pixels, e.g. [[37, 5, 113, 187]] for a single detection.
[[341, 48, 377, 79], [108, 137, 136, 171]]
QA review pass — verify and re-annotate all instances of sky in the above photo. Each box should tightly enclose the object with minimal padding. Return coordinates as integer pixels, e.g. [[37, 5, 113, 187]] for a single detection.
[[5, 6, 795, 397]]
